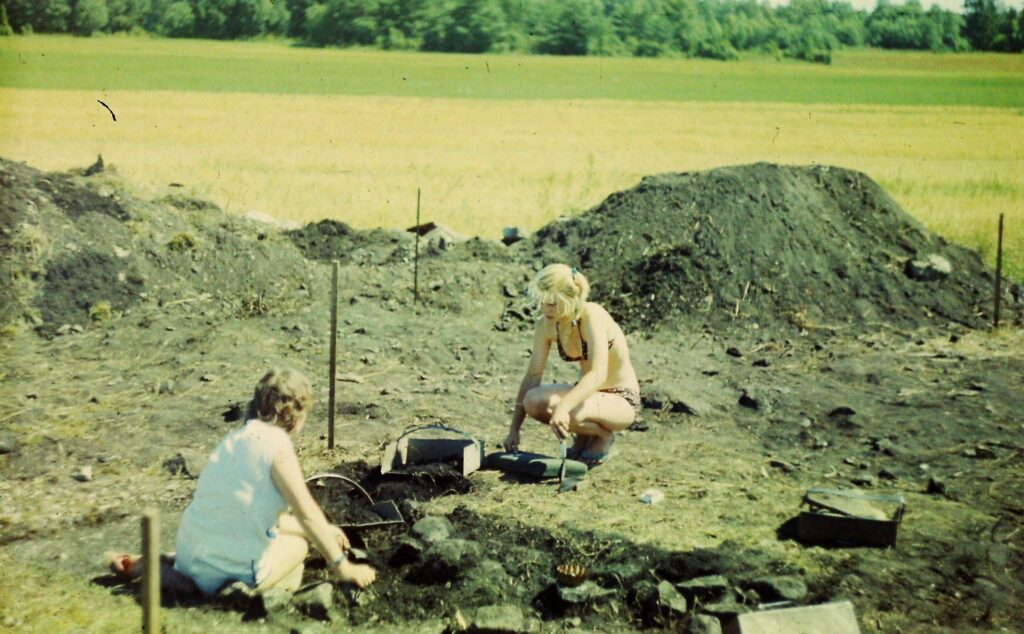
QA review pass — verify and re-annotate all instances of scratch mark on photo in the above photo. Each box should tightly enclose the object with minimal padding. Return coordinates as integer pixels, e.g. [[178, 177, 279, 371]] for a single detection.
[[98, 100, 117, 121]]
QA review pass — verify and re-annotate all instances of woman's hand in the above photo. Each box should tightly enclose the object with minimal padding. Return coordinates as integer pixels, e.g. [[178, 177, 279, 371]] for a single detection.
[[329, 525, 350, 554], [502, 430, 520, 453], [549, 407, 570, 440], [333, 559, 377, 588]]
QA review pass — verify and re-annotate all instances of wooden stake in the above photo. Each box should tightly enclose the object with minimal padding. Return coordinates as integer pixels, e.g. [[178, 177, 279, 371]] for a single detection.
[[141, 510, 160, 633], [328, 260, 339, 449], [994, 213, 1004, 329], [414, 188, 421, 304]]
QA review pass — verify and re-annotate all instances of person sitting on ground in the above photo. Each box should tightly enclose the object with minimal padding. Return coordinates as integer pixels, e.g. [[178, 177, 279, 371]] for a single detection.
[[503, 264, 641, 467], [106, 368, 376, 596]]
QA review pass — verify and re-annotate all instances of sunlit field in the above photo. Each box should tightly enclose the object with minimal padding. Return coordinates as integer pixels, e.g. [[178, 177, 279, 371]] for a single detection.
[[1, 36, 1021, 277]]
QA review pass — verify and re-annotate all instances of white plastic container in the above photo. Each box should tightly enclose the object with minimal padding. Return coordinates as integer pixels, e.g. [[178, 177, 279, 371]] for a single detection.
[[639, 489, 665, 505]]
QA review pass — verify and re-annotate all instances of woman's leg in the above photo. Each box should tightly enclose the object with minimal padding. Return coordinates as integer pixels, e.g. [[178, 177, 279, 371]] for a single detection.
[[522, 385, 635, 454], [255, 533, 309, 593], [104, 551, 199, 595], [523, 384, 592, 454], [567, 392, 636, 458]]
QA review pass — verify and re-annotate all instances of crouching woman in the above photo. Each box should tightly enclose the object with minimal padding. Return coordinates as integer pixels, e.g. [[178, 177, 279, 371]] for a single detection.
[[503, 264, 641, 467], [107, 369, 375, 595]]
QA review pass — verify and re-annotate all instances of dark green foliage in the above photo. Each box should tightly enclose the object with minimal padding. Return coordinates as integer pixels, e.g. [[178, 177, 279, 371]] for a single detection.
[[928, 5, 968, 51], [5, 0, 1021, 58], [532, 0, 609, 55], [305, 0, 380, 46], [156, 0, 194, 36], [963, 0, 1001, 49], [72, 0, 110, 35], [106, 0, 151, 32], [611, 0, 673, 57], [418, 0, 508, 53], [284, 0, 312, 37], [0, 0, 33, 32], [0, 4, 12, 34], [375, 0, 423, 49], [963, 0, 1023, 51], [34, 0, 72, 32], [867, 0, 939, 50]]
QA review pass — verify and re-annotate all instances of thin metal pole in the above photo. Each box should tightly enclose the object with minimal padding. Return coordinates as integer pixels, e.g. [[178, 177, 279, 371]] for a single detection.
[[994, 213, 1004, 329], [141, 510, 160, 633], [328, 260, 338, 449], [414, 188, 421, 304]]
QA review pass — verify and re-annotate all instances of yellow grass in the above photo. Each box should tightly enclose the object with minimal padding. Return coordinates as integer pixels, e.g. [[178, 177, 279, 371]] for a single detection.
[[1, 88, 1021, 274]]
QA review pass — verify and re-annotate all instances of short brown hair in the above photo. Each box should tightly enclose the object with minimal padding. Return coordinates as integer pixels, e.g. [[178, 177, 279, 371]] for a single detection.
[[247, 369, 314, 432]]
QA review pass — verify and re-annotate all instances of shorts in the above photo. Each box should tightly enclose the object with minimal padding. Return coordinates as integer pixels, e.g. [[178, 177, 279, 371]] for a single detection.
[[174, 552, 273, 597], [173, 528, 277, 597]]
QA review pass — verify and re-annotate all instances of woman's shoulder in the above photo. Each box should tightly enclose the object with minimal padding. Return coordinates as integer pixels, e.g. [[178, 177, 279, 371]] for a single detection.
[[246, 419, 293, 445], [580, 302, 612, 323]]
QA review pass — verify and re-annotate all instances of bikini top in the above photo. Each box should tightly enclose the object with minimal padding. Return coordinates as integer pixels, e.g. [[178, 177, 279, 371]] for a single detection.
[[555, 320, 614, 363]]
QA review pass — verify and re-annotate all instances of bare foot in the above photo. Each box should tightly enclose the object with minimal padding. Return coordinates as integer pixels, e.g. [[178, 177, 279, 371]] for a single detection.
[[333, 561, 377, 588], [104, 551, 142, 580]]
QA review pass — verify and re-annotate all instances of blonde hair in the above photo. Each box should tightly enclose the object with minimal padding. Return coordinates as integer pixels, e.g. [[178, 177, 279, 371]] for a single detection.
[[528, 263, 590, 322], [247, 368, 314, 432]]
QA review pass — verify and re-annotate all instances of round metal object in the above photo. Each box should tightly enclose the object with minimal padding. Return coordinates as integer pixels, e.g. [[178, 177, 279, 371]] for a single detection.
[[555, 563, 589, 587]]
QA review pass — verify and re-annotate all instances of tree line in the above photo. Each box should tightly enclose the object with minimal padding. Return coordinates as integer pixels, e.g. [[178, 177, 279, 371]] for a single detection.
[[2, 0, 1022, 62]]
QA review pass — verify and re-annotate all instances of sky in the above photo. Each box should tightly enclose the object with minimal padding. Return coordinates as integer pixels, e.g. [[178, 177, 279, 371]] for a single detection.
[[767, 0, 1024, 12]]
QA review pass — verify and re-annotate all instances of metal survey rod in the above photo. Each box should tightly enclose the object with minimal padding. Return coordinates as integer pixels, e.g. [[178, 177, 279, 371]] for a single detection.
[[414, 188, 421, 304], [994, 214, 1004, 329], [329, 260, 339, 449]]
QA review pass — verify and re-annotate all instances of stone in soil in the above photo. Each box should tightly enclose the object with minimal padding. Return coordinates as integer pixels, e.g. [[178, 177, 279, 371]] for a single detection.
[[0, 430, 18, 454], [294, 582, 334, 621], [686, 614, 723, 634], [677, 574, 730, 601], [746, 576, 808, 602], [260, 587, 294, 617], [412, 538, 481, 583], [557, 580, 615, 605], [411, 515, 454, 544], [642, 382, 710, 415], [904, 254, 953, 282], [701, 600, 749, 619], [652, 580, 688, 617], [470, 604, 526, 633], [926, 477, 947, 496]]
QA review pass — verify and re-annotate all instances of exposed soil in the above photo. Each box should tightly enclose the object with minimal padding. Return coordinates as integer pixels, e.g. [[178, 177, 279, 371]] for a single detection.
[[526, 164, 1015, 332], [0, 157, 1022, 633]]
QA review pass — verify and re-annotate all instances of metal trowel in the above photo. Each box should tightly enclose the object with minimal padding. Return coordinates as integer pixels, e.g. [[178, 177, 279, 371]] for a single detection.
[[558, 439, 567, 483]]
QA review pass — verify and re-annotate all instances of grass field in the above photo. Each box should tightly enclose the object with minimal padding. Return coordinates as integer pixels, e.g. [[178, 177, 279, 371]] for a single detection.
[[1, 35, 1022, 279]]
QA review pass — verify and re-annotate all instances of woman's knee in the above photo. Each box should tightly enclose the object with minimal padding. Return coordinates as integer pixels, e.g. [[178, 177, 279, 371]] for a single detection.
[[523, 388, 556, 419]]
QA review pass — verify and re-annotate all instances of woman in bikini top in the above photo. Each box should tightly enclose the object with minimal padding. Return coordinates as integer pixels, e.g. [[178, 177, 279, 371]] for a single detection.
[[555, 320, 613, 363], [504, 264, 641, 467]]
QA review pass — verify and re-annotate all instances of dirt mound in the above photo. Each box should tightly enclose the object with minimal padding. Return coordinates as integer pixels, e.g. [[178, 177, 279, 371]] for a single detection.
[[286, 219, 412, 265], [0, 158, 315, 337], [527, 163, 1020, 331]]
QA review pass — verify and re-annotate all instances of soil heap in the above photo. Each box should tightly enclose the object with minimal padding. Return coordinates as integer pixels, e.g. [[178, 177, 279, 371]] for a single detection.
[[526, 163, 1019, 331], [0, 158, 314, 337]]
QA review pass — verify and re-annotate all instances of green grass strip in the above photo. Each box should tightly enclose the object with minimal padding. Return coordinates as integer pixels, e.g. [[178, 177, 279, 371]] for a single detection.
[[2, 35, 1023, 107]]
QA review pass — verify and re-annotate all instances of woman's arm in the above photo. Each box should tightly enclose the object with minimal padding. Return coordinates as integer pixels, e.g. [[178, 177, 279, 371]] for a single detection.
[[270, 446, 375, 586], [504, 320, 551, 450]]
